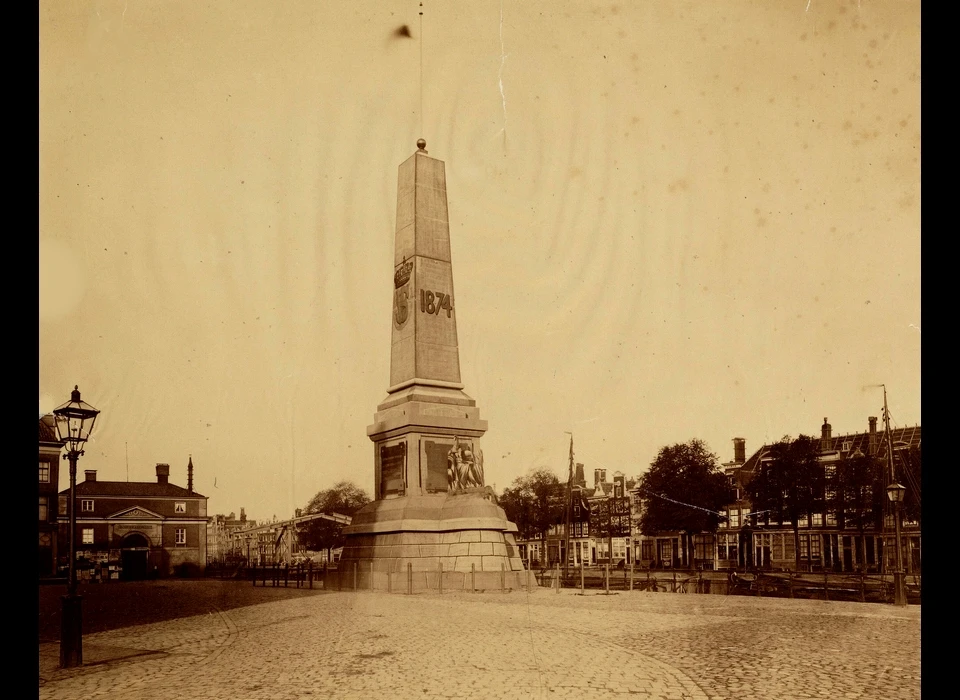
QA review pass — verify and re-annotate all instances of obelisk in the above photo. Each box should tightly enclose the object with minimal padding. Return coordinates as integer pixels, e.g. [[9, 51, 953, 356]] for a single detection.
[[340, 140, 532, 591]]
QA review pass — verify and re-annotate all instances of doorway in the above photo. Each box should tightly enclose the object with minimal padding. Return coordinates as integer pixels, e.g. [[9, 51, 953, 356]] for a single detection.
[[121, 533, 150, 580]]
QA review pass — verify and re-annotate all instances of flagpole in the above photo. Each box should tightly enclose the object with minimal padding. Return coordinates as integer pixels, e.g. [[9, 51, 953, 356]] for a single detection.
[[564, 433, 574, 580]]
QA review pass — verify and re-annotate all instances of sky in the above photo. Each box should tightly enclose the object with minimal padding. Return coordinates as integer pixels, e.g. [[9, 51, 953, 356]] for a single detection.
[[40, 0, 920, 522]]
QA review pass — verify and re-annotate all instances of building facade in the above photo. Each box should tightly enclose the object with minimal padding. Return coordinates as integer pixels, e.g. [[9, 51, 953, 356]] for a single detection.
[[540, 465, 635, 568], [39, 415, 64, 577], [718, 417, 921, 573], [206, 508, 255, 565], [58, 460, 209, 579]]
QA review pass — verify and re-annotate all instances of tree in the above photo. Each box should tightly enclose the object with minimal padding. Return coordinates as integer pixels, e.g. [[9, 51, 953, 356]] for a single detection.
[[499, 469, 564, 565], [298, 481, 371, 560], [829, 452, 884, 570], [894, 443, 921, 525], [746, 435, 824, 571], [637, 439, 730, 566]]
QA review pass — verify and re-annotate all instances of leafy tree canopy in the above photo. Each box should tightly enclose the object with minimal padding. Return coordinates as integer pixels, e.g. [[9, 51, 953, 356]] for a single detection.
[[746, 434, 824, 570], [637, 439, 730, 536], [499, 468, 565, 541], [746, 435, 824, 526], [298, 481, 371, 555], [830, 451, 883, 532]]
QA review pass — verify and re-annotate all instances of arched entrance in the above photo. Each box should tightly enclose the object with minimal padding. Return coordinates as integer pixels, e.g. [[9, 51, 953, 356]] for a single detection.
[[121, 533, 150, 580]]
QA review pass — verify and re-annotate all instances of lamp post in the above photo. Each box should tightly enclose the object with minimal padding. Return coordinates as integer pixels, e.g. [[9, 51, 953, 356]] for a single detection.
[[53, 385, 100, 668], [885, 482, 907, 607]]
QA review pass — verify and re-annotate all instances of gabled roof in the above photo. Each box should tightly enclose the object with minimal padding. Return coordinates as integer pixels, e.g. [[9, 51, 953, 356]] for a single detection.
[[735, 424, 921, 485], [108, 505, 164, 520], [59, 480, 206, 499], [39, 415, 62, 444]]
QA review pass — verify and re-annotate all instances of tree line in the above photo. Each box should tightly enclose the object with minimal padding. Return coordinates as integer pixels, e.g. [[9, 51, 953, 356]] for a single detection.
[[295, 437, 920, 570], [496, 436, 920, 571]]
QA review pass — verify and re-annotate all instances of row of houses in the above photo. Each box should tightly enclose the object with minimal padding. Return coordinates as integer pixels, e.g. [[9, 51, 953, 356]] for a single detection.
[[522, 415, 921, 574], [39, 413, 921, 578]]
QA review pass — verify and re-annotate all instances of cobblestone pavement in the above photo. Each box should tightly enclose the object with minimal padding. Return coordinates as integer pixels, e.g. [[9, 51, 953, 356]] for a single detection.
[[39, 588, 920, 700]]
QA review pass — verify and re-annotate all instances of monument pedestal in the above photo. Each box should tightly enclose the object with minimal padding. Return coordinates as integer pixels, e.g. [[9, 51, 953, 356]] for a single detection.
[[340, 491, 533, 591]]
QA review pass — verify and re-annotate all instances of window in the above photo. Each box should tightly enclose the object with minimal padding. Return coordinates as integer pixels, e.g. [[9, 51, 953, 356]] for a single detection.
[[39, 462, 50, 483], [811, 513, 823, 527], [573, 504, 580, 517], [798, 514, 809, 527], [809, 535, 822, 561], [799, 534, 809, 559], [772, 534, 784, 560], [826, 512, 837, 526], [175, 502, 186, 513], [693, 535, 713, 562], [81, 499, 94, 512], [39, 496, 48, 521], [728, 510, 740, 529], [175, 528, 186, 545], [82, 528, 94, 545]]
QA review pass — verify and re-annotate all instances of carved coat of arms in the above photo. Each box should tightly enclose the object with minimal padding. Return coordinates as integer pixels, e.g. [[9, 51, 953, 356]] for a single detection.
[[393, 259, 413, 329]]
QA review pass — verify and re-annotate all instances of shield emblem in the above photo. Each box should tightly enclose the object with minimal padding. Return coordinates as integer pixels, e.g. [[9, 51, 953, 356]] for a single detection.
[[394, 287, 409, 329]]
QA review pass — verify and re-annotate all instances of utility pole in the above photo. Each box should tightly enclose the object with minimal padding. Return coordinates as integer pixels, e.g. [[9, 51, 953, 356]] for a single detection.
[[882, 384, 907, 606], [563, 433, 574, 580]]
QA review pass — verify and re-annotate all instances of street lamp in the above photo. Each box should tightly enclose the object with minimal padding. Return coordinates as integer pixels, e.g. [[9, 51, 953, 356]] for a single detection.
[[885, 482, 907, 607], [52, 385, 100, 668]]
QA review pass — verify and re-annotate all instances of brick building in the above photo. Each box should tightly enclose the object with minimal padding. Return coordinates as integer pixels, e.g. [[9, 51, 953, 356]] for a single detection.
[[206, 508, 255, 565], [541, 465, 635, 568], [39, 415, 64, 577], [719, 417, 921, 573], [58, 459, 209, 579]]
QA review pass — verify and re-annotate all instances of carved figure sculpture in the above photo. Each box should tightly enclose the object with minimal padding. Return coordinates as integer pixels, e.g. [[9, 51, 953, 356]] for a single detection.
[[447, 437, 485, 491]]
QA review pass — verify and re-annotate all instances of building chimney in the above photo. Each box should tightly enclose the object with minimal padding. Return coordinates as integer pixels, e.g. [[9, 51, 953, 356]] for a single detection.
[[575, 463, 585, 487], [733, 438, 746, 464], [868, 416, 878, 455], [821, 418, 832, 450], [84, 470, 97, 482], [187, 455, 194, 493], [156, 463, 170, 484], [240, 507, 246, 523]]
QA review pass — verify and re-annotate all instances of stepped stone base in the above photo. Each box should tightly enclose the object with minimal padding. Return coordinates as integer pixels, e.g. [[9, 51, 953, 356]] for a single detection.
[[340, 491, 537, 591]]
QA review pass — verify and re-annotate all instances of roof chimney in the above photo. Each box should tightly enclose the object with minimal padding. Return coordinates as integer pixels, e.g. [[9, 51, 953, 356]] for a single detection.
[[733, 438, 746, 464], [821, 418, 832, 450], [84, 470, 97, 482], [156, 463, 170, 484], [868, 416, 878, 455], [575, 463, 585, 487], [240, 507, 246, 523], [187, 455, 194, 493]]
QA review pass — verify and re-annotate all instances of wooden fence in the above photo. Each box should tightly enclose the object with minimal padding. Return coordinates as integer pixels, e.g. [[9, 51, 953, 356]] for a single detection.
[[536, 564, 921, 605]]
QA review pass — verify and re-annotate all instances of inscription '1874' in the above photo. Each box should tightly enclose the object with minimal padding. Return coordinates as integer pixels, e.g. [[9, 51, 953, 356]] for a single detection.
[[420, 289, 454, 317]]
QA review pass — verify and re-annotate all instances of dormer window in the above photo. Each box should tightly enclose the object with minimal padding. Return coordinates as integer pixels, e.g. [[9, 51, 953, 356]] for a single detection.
[[175, 502, 186, 514], [841, 441, 852, 452]]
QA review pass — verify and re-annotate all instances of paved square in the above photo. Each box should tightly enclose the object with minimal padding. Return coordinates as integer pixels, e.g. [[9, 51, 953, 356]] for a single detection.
[[39, 588, 920, 700]]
